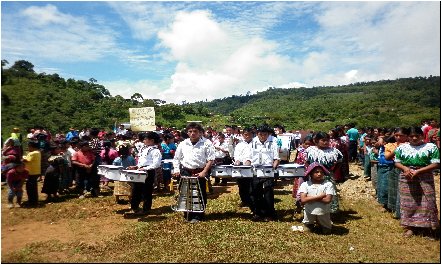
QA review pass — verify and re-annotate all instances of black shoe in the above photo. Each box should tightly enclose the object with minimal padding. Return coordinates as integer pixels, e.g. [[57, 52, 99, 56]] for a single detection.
[[252, 214, 263, 222]]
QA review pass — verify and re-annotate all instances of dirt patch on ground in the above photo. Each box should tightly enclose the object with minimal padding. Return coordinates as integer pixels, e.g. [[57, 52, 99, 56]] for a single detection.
[[1, 182, 138, 255], [2, 163, 440, 256]]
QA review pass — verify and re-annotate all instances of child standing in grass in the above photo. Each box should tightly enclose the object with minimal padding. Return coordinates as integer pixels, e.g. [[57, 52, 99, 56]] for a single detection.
[[299, 162, 335, 234]]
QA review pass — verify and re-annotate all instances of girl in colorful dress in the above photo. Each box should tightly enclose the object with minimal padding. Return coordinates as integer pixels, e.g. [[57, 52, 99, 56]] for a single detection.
[[384, 127, 408, 218], [394, 126, 440, 238], [329, 128, 346, 183], [305, 132, 343, 213], [292, 135, 314, 214]]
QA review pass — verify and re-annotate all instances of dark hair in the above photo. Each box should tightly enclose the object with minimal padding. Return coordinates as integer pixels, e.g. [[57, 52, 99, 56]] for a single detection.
[[408, 126, 424, 136], [118, 145, 130, 158], [142, 131, 161, 144], [242, 127, 254, 133], [256, 124, 273, 133], [313, 131, 330, 142], [28, 141, 39, 149], [303, 135, 314, 143], [217, 132, 225, 138], [163, 133, 174, 140], [89, 128, 100, 137], [186, 122, 204, 132]]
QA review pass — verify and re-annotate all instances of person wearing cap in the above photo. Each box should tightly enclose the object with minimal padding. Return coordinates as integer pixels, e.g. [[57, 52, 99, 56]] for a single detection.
[[249, 124, 280, 221], [126, 132, 162, 215], [299, 162, 335, 234]]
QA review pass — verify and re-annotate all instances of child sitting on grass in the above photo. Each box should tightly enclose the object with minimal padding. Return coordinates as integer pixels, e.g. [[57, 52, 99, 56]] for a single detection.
[[299, 162, 335, 234]]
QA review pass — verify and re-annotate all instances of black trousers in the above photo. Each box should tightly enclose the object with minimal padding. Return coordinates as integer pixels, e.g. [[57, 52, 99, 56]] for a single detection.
[[236, 178, 252, 206], [26, 175, 39, 203], [349, 140, 358, 162], [250, 177, 276, 218], [130, 169, 155, 212]]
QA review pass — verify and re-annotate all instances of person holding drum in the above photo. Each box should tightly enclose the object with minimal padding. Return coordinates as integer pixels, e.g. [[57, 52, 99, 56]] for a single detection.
[[172, 122, 215, 223], [126, 132, 162, 215], [233, 127, 254, 208], [250, 124, 280, 221]]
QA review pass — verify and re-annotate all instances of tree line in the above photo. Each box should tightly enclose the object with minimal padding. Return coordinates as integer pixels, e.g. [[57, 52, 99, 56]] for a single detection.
[[1, 59, 440, 141]]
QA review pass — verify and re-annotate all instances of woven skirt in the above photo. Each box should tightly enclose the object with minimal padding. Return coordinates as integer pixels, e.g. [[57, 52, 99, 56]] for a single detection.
[[113, 181, 132, 196], [399, 171, 439, 229], [387, 167, 401, 213]]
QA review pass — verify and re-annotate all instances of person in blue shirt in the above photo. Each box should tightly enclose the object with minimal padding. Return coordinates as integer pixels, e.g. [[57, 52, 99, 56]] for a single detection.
[[346, 123, 359, 163], [65, 128, 79, 142]]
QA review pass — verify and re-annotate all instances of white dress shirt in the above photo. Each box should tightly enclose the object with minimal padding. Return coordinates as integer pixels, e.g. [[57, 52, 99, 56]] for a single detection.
[[234, 141, 252, 164], [173, 138, 215, 174], [137, 145, 162, 171], [250, 136, 280, 166], [214, 141, 229, 159]]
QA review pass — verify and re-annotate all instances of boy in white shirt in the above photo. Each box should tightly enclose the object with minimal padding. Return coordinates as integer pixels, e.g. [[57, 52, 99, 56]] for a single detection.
[[299, 162, 336, 234]]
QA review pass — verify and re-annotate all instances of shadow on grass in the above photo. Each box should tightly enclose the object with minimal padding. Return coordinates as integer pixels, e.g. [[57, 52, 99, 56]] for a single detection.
[[331, 209, 361, 225], [274, 189, 292, 195], [205, 210, 253, 221]]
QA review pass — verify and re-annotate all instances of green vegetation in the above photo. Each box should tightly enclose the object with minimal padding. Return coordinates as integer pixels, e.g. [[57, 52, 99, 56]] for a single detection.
[[2, 59, 440, 141]]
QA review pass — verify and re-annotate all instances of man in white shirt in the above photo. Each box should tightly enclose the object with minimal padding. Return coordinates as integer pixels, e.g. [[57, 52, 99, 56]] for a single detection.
[[250, 124, 280, 221], [233, 127, 253, 208], [173, 122, 215, 223], [213, 133, 231, 185]]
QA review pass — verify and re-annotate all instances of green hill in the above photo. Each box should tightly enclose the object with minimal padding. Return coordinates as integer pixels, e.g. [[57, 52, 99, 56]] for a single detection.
[[1, 59, 440, 141]]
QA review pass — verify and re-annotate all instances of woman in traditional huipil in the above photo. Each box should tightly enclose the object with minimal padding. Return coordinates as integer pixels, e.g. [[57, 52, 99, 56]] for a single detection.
[[305, 132, 343, 213], [394, 127, 440, 238]]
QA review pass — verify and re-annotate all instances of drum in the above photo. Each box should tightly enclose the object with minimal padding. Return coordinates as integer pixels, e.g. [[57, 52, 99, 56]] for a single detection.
[[277, 163, 305, 178], [211, 165, 232, 178], [232, 165, 253, 178], [162, 159, 174, 171], [254, 165, 275, 178], [104, 165, 124, 181], [119, 170, 147, 183], [97, 165, 108, 175]]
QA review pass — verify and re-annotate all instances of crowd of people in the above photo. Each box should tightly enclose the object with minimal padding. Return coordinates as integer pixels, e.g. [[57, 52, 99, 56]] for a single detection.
[[1, 119, 440, 238]]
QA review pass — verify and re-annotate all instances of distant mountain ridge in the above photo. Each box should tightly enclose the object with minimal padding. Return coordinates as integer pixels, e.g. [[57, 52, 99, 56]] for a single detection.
[[1, 60, 440, 140]]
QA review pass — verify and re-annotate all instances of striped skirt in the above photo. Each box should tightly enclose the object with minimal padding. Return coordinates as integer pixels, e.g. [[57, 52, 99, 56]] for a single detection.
[[363, 154, 371, 177], [377, 164, 393, 206], [387, 167, 401, 214], [371, 163, 378, 191], [399, 171, 439, 229]]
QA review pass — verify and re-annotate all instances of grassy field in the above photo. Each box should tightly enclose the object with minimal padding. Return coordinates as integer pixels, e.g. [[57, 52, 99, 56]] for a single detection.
[[1, 166, 440, 263]]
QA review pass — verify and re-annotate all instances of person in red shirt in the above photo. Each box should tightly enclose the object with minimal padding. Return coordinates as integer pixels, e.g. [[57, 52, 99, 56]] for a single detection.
[[72, 141, 96, 198], [6, 163, 29, 208]]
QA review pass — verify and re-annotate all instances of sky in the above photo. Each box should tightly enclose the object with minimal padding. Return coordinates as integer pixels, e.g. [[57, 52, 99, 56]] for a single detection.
[[1, 1, 440, 104]]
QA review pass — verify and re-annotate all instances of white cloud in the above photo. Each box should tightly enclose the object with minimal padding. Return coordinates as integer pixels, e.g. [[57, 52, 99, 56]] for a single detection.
[[101, 79, 167, 100], [156, 10, 304, 103], [2, 4, 118, 62]]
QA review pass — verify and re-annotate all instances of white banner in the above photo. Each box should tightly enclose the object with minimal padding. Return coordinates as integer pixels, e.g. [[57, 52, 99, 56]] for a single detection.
[[129, 107, 155, 132]]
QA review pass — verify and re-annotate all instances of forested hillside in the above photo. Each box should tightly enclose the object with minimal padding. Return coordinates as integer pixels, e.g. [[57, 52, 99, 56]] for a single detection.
[[1, 59, 440, 141]]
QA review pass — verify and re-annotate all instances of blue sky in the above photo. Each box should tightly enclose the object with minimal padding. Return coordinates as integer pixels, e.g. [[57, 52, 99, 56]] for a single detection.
[[2, 1, 440, 104]]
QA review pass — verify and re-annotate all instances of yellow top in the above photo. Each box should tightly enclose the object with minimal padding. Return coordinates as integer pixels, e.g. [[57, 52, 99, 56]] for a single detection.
[[23, 150, 41, 175]]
